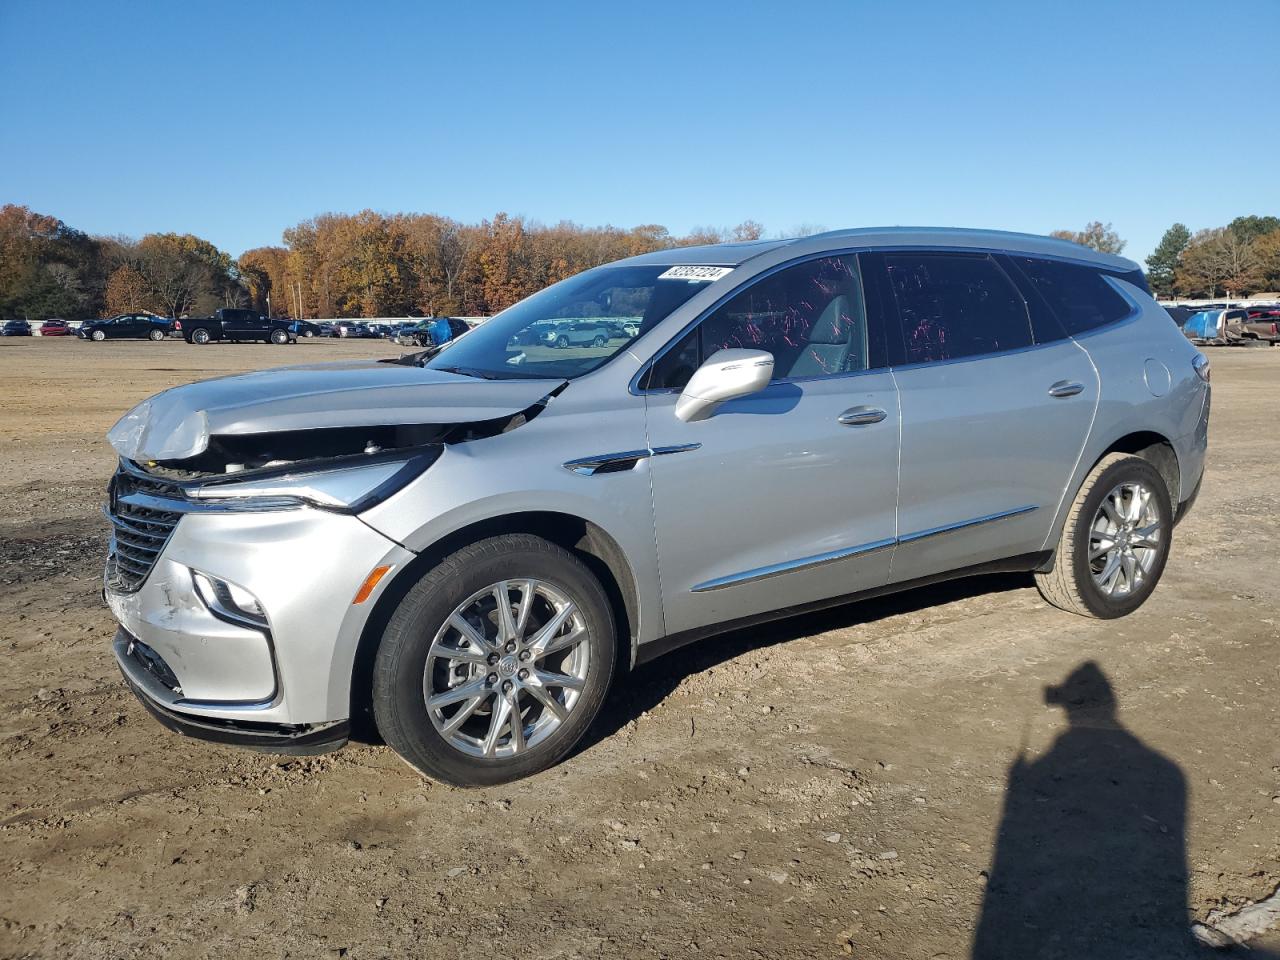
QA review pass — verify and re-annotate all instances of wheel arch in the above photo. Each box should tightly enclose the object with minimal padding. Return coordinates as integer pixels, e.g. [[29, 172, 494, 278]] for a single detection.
[[1041, 429, 1181, 570], [1093, 430, 1180, 508], [348, 510, 640, 741]]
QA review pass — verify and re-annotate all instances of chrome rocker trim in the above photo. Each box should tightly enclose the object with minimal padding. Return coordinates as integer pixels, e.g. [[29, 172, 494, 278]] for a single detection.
[[691, 504, 1038, 593]]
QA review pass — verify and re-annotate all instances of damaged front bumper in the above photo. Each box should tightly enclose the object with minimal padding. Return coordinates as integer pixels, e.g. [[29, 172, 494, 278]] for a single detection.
[[117, 631, 350, 755], [104, 476, 417, 752]]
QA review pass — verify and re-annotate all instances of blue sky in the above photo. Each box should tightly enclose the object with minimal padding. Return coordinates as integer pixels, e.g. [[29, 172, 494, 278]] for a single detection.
[[1, 0, 1276, 262]]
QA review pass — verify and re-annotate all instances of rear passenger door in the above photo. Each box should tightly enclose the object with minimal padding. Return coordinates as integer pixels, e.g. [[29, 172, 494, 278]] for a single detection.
[[863, 251, 1099, 583]]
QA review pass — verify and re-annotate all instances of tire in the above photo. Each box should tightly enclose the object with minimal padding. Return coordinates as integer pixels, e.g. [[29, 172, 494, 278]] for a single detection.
[[90, 329, 106, 341], [593, 335, 607, 347], [190, 328, 212, 345], [270, 329, 288, 344], [303, 330, 315, 338], [372, 534, 617, 786], [148, 328, 165, 341], [1035, 453, 1173, 619], [556, 335, 569, 348]]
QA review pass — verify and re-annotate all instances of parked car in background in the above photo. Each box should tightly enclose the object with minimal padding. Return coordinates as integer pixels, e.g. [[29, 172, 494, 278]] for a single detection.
[[399, 317, 471, 348], [541, 320, 611, 348], [2, 319, 33, 336], [182, 309, 296, 345], [317, 323, 338, 337], [336, 321, 370, 338], [289, 320, 323, 338], [1182, 308, 1276, 345], [99, 227, 1208, 786], [1236, 309, 1280, 344], [79, 314, 174, 341], [38, 319, 72, 336]]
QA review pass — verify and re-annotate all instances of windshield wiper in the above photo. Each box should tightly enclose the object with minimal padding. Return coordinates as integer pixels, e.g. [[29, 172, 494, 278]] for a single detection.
[[433, 365, 502, 380]]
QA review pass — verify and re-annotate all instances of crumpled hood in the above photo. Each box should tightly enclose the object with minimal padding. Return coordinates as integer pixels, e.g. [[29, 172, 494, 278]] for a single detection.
[[107, 360, 564, 462]]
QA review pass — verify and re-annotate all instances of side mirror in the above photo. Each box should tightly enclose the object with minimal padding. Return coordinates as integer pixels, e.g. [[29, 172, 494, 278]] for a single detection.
[[674, 349, 774, 422]]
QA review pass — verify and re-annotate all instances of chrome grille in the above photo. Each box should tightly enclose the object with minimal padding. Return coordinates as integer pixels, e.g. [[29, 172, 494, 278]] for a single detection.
[[105, 467, 184, 593]]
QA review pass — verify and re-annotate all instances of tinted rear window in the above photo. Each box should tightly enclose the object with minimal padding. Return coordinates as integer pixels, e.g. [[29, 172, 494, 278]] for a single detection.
[[883, 253, 1033, 363], [1010, 257, 1133, 336]]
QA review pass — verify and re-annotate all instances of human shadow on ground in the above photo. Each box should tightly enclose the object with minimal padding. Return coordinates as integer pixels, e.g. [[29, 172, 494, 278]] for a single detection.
[[971, 661, 1273, 959]]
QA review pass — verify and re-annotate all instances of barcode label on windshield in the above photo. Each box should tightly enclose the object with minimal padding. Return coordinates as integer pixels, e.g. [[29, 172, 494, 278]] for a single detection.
[[658, 265, 734, 282]]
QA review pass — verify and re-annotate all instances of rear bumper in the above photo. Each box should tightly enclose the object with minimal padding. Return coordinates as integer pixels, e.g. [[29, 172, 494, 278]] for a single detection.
[[117, 629, 349, 755]]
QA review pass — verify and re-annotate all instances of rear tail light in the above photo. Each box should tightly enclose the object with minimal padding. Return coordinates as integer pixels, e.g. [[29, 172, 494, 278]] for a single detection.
[[1193, 354, 1210, 383]]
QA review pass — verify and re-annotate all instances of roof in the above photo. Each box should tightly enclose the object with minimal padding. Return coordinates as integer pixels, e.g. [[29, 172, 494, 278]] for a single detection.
[[618, 226, 1140, 273]]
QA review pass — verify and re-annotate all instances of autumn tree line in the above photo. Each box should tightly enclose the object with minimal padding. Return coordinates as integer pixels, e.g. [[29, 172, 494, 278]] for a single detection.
[[3, 204, 1279, 323], [0, 204, 767, 321]]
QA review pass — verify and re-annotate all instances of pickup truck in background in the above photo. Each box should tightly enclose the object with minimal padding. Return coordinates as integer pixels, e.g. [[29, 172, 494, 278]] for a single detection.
[[181, 309, 297, 345]]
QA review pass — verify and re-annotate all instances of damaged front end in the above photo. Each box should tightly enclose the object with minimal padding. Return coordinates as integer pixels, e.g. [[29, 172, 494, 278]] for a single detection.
[[105, 361, 567, 512]]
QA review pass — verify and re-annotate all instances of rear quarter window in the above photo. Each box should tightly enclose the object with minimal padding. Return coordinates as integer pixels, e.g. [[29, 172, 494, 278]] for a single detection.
[[1009, 257, 1134, 337]]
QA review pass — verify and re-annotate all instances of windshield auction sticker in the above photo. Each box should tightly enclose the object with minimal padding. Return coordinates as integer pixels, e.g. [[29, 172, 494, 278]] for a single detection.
[[658, 265, 734, 282]]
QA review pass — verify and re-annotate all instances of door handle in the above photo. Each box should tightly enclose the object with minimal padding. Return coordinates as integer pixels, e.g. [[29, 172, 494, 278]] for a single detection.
[[1048, 380, 1084, 398], [837, 406, 888, 426]]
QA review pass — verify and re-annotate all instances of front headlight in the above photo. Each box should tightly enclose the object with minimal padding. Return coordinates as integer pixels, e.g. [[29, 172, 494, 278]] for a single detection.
[[188, 450, 440, 513]]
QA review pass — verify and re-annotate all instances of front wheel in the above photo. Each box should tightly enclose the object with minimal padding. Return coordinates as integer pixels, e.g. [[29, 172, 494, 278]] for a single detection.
[[372, 534, 617, 786], [303, 329, 315, 338], [91, 329, 106, 341], [592, 335, 607, 347], [148, 328, 165, 341], [555, 335, 569, 348], [1035, 454, 1173, 618]]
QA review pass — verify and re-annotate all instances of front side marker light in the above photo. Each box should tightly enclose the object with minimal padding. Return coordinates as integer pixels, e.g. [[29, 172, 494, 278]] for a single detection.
[[353, 565, 393, 605]]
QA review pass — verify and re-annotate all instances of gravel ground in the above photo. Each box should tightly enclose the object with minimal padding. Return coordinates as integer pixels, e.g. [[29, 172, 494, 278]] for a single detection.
[[0, 337, 1277, 959]]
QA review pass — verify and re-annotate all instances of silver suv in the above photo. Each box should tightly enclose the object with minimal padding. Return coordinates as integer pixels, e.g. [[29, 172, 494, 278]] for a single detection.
[[102, 228, 1210, 785]]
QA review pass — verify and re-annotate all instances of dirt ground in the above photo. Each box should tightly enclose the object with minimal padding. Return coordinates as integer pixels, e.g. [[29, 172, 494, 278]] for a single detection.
[[1, 337, 1277, 959]]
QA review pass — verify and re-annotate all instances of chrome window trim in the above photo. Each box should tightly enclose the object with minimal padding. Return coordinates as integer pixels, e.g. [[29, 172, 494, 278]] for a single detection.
[[691, 504, 1039, 593]]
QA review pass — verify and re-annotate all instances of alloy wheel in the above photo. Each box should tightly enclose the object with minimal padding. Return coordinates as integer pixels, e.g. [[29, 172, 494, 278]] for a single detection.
[[423, 579, 590, 759], [1089, 481, 1162, 598]]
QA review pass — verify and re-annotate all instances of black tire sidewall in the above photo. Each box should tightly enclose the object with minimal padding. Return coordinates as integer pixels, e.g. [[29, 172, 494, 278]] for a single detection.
[[192, 329, 210, 344], [374, 538, 616, 786], [1070, 457, 1173, 618]]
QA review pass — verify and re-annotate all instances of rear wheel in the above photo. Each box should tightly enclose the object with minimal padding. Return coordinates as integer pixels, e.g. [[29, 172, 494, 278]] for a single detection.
[[190, 327, 212, 345], [373, 534, 616, 786], [1035, 454, 1172, 618], [148, 328, 165, 341], [270, 329, 289, 344], [593, 334, 607, 347]]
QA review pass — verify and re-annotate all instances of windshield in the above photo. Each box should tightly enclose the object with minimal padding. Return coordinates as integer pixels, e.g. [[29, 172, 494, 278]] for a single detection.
[[424, 264, 717, 379]]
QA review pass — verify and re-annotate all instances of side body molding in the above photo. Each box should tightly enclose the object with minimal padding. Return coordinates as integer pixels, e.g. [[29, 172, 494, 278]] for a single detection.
[[563, 443, 701, 477]]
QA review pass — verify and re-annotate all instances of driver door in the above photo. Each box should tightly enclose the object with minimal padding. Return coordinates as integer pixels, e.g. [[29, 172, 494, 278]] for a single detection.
[[642, 254, 901, 637]]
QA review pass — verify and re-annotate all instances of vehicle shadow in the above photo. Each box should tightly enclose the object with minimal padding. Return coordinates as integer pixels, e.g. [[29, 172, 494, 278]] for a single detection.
[[584, 570, 1030, 750], [971, 661, 1274, 959]]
